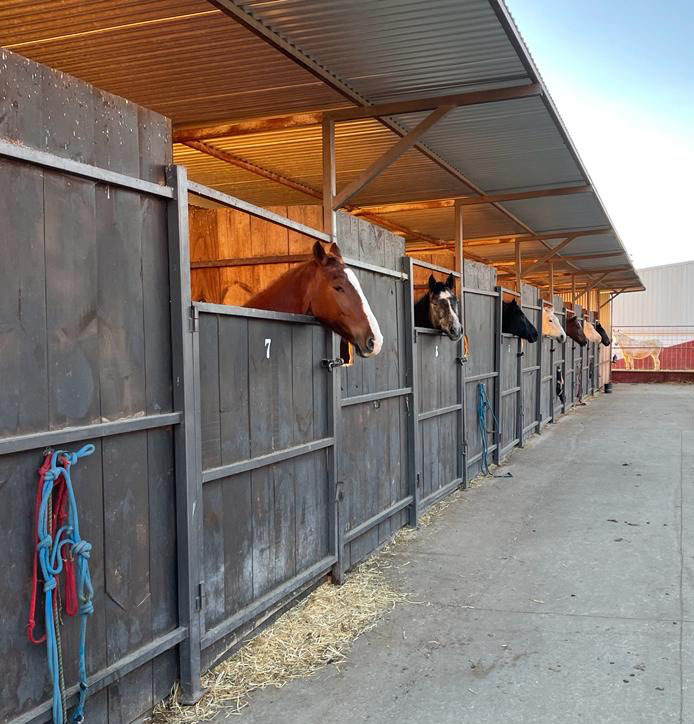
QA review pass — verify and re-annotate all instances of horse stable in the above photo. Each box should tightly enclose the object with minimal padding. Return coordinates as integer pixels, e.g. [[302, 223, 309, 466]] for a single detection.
[[0, 3, 644, 723]]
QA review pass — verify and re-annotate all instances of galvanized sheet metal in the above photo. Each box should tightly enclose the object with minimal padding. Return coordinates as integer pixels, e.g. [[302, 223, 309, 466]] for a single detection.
[[240, 0, 529, 101]]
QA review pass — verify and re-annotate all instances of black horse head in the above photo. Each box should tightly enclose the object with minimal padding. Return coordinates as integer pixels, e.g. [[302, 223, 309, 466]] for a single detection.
[[594, 320, 611, 347], [502, 299, 538, 342], [414, 274, 462, 341]]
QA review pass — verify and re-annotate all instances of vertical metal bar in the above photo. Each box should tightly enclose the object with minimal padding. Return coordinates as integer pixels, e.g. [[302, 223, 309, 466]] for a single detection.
[[535, 290, 543, 434], [549, 263, 556, 423], [549, 262, 554, 300], [165, 164, 203, 704], [322, 120, 344, 581], [571, 273, 576, 302], [454, 202, 467, 486], [516, 243, 524, 449], [403, 256, 420, 526], [327, 328, 344, 584], [493, 287, 503, 465], [322, 117, 337, 240]]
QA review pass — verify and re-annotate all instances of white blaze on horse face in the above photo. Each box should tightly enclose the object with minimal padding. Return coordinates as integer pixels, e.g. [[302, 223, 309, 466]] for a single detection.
[[431, 289, 462, 339], [344, 268, 383, 356]]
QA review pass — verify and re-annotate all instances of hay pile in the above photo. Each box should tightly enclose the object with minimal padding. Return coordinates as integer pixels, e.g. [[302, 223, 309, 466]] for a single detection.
[[152, 479, 484, 722], [151, 553, 407, 722]]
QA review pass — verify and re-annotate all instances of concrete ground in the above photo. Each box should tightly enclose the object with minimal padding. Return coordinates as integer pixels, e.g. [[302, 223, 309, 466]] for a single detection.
[[216, 384, 694, 724]]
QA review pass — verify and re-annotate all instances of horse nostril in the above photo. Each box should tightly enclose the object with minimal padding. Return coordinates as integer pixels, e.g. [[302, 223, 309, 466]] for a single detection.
[[366, 337, 375, 352]]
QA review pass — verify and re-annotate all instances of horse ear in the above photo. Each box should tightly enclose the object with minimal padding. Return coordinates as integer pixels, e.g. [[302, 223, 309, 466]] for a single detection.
[[428, 275, 436, 292], [313, 241, 327, 264], [328, 242, 343, 259], [445, 273, 455, 290]]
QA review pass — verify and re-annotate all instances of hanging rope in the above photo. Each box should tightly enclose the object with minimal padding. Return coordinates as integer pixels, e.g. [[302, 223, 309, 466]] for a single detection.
[[33, 444, 95, 724], [477, 382, 498, 475]]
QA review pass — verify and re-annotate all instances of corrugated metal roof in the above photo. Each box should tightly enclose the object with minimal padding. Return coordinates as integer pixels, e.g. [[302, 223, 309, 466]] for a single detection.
[[0, 0, 348, 124], [0, 0, 643, 291], [239, 0, 529, 101]]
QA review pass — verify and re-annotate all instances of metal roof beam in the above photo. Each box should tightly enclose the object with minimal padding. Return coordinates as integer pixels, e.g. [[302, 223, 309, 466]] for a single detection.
[[325, 84, 541, 122], [333, 105, 453, 210], [520, 237, 576, 277], [352, 184, 591, 214]]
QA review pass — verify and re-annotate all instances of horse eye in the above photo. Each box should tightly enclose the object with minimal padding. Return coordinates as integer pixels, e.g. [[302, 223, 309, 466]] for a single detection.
[[334, 285, 344, 293]]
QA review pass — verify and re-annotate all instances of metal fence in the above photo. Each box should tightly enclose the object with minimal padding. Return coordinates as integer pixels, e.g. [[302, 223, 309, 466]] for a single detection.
[[612, 326, 694, 371]]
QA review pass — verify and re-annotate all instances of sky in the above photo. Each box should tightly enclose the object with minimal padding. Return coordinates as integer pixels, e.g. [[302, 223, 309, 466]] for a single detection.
[[506, 0, 694, 269]]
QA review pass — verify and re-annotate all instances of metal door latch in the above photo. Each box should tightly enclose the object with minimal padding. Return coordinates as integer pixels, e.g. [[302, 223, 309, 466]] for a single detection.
[[456, 356, 468, 365], [321, 358, 345, 370]]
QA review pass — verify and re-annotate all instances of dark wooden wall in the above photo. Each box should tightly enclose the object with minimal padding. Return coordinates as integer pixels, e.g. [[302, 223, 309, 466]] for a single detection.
[[0, 51, 177, 724]]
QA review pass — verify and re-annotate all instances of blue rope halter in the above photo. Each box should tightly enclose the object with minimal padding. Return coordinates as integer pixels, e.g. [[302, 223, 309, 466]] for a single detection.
[[37, 444, 95, 723], [477, 382, 498, 475]]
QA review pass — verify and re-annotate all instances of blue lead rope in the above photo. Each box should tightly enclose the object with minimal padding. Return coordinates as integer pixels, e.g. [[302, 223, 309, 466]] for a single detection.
[[37, 444, 95, 723], [477, 383, 498, 475]]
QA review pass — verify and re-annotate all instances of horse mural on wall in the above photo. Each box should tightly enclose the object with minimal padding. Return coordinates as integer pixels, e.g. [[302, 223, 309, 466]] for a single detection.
[[414, 274, 463, 341], [594, 320, 611, 346], [502, 298, 538, 342], [565, 310, 588, 346], [613, 329, 662, 370], [242, 241, 383, 358], [541, 302, 566, 342]]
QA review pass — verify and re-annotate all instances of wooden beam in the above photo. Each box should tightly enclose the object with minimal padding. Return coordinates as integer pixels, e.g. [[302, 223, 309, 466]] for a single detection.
[[326, 84, 541, 122], [521, 237, 576, 277], [332, 105, 453, 210], [192, 254, 311, 269], [183, 140, 322, 200], [573, 272, 610, 303], [173, 112, 325, 142], [549, 262, 554, 299], [599, 288, 626, 309], [351, 184, 591, 214], [322, 116, 337, 237]]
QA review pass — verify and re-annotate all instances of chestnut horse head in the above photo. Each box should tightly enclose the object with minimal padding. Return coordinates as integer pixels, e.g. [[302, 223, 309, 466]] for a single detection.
[[542, 303, 566, 343], [583, 319, 603, 344], [413, 274, 463, 341], [243, 241, 383, 358], [593, 320, 611, 346], [565, 311, 588, 346]]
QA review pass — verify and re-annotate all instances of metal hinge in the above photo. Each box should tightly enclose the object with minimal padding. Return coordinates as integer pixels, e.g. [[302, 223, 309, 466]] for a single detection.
[[189, 305, 199, 333], [335, 480, 345, 503], [195, 581, 205, 612], [416, 472, 421, 488]]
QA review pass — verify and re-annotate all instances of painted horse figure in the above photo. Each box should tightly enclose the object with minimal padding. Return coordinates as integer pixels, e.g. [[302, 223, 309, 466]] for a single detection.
[[613, 329, 661, 370], [243, 241, 383, 358], [414, 274, 463, 341], [594, 320, 611, 346], [502, 299, 538, 342], [542, 303, 566, 343], [565, 310, 587, 346]]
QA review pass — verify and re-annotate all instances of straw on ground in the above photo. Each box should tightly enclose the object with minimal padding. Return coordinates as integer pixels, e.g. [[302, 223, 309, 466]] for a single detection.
[[151, 476, 486, 722]]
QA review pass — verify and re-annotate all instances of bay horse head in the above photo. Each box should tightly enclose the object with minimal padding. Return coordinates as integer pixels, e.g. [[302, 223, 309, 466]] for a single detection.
[[565, 310, 588, 346], [542, 303, 566, 343], [420, 274, 463, 341], [308, 241, 383, 358], [502, 298, 538, 342], [594, 320, 611, 346], [583, 319, 603, 344]]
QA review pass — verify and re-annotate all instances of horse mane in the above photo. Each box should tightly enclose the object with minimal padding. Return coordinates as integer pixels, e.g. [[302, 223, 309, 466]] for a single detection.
[[243, 260, 318, 313], [414, 293, 433, 328]]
